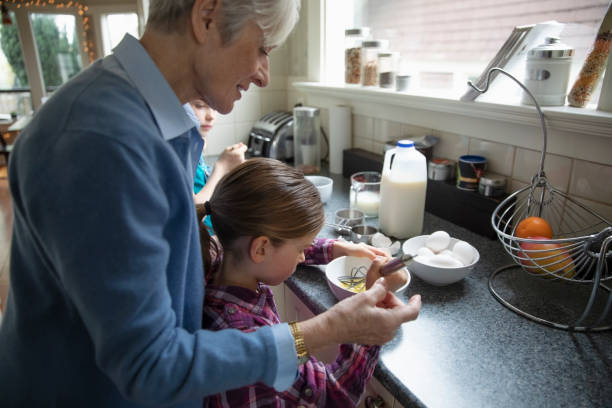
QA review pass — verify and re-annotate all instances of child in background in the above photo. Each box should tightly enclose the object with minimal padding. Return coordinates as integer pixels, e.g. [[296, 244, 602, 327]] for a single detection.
[[186, 99, 247, 205], [199, 158, 409, 407]]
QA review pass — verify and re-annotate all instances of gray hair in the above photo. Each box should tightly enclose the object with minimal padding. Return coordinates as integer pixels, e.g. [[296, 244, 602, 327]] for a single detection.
[[147, 0, 300, 47]]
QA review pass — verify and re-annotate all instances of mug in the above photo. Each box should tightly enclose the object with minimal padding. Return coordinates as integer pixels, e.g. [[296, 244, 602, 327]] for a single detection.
[[457, 155, 487, 191], [349, 171, 381, 218]]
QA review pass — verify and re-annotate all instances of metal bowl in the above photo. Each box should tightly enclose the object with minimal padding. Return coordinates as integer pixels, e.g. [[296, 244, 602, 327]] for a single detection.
[[334, 208, 365, 235], [350, 224, 378, 244]]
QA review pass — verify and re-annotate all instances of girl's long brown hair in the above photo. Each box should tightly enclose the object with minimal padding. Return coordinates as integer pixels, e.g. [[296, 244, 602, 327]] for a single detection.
[[198, 158, 325, 274]]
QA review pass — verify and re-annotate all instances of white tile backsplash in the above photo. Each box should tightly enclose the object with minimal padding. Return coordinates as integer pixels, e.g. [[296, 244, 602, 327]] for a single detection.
[[400, 123, 432, 139], [235, 121, 255, 145], [570, 159, 612, 204], [512, 148, 572, 192], [205, 123, 236, 155], [373, 119, 402, 144], [431, 130, 469, 161], [353, 136, 373, 152], [353, 115, 374, 140], [233, 90, 261, 123], [260, 91, 288, 115], [573, 197, 612, 222], [469, 139, 515, 176]]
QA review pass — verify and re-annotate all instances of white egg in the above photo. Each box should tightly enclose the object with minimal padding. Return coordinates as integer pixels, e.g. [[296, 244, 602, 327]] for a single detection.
[[417, 246, 435, 257], [388, 241, 401, 256], [426, 253, 464, 268], [371, 232, 392, 248], [415, 255, 431, 264], [379, 247, 392, 257], [425, 231, 451, 253], [439, 249, 454, 257], [452, 241, 474, 266]]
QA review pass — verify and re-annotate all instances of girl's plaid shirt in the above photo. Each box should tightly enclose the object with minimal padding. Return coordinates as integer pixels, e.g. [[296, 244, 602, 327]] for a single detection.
[[202, 238, 380, 407]]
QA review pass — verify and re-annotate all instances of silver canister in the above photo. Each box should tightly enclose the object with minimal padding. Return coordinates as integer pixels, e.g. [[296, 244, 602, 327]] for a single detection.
[[427, 158, 455, 181], [523, 37, 574, 106], [478, 173, 507, 197]]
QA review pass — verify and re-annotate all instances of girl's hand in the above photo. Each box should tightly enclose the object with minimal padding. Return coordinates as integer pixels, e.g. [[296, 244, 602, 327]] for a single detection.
[[365, 256, 408, 293], [332, 240, 389, 261], [214, 143, 246, 175]]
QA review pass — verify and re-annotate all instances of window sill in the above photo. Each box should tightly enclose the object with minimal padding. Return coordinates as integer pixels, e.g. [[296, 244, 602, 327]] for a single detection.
[[292, 81, 612, 166], [292, 82, 612, 139]]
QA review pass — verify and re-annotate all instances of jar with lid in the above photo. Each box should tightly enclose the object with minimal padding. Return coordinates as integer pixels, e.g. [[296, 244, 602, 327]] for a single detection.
[[478, 173, 507, 197], [522, 37, 574, 106], [378, 51, 398, 88], [344, 28, 369, 85], [362, 40, 384, 86]]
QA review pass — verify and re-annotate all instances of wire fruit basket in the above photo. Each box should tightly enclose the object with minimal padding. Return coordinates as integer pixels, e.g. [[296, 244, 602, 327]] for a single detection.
[[468, 68, 612, 331]]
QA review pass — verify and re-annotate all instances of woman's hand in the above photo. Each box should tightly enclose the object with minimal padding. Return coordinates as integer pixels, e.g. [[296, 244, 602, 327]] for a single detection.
[[300, 272, 421, 348], [214, 143, 246, 175], [332, 240, 389, 261]]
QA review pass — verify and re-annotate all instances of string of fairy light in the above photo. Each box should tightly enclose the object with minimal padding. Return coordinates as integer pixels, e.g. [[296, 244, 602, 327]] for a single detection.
[[0, 0, 96, 63]]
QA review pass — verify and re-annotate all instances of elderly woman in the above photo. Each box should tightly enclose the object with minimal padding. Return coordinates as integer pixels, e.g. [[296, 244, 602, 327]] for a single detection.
[[0, 1, 421, 407]]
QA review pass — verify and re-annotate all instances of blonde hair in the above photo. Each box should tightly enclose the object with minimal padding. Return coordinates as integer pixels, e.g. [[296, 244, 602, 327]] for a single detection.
[[147, 0, 300, 48], [198, 158, 324, 272]]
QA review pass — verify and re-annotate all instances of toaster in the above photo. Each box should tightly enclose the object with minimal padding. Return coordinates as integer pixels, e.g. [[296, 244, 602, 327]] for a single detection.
[[246, 111, 294, 161]]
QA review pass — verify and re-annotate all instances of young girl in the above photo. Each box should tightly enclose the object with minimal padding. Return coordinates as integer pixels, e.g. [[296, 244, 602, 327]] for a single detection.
[[186, 99, 247, 205], [199, 158, 407, 407]]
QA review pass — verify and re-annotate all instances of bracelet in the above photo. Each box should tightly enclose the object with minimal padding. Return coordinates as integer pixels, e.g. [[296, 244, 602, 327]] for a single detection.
[[288, 321, 309, 364]]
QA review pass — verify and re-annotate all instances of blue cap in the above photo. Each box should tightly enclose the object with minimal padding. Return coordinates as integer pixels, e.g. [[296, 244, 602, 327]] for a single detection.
[[397, 140, 414, 148]]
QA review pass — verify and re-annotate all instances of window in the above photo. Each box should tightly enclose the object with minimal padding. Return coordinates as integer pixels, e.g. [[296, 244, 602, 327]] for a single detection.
[[100, 13, 139, 56], [342, 0, 609, 101], [0, 11, 32, 116], [30, 13, 82, 92]]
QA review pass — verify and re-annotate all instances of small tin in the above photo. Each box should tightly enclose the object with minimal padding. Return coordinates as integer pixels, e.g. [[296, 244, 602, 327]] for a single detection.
[[478, 173, 507, 197], [396, 75, 411, 92], [427, 158, 455, 181]]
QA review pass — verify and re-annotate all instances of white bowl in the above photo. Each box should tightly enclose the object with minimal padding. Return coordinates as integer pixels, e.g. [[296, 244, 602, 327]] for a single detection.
[[305, 176, 333, 204], [325, 256, 411, 301], [402, 235, 480, 286]]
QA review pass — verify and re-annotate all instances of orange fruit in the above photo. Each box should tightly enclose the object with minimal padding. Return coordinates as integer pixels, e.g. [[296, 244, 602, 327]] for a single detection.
[[515, 217, 553, 239], [518, 236, 575, 278]]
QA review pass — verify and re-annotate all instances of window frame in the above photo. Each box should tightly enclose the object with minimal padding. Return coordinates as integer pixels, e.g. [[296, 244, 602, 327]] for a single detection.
[[9, 5, 88, 110], [86, 4, 141, 59]]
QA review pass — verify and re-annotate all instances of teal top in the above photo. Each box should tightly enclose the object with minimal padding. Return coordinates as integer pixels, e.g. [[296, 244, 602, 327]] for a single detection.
[[186, 107, 214, 233]]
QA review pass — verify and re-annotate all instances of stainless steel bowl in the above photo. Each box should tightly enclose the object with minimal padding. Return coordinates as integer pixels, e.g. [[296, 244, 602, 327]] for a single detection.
[[350, 224, 379, 244], [334, 208, 365, 235]]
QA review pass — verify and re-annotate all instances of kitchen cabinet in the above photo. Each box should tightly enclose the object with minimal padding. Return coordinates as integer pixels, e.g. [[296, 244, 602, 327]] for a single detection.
[[274, 282, 403, 407]]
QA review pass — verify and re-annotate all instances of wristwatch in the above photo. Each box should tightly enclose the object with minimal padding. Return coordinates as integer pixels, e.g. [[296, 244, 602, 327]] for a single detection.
[[289, 321, 309, 364]]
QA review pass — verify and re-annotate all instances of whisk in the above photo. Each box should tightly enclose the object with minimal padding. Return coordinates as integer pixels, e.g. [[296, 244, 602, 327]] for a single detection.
[[337, 254, 415, 291], [468, 67, 612, 331]]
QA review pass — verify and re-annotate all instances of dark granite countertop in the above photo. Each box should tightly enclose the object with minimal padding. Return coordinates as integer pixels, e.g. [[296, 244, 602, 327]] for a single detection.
[[287, 169, 612, 408]]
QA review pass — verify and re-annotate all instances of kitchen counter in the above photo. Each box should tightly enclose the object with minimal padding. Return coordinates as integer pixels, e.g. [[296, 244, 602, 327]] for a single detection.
[[288, 170, 612, 408]]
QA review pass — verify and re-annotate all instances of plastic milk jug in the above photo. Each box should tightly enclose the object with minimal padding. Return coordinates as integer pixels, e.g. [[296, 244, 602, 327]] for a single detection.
[[378, 140, 427, 238]]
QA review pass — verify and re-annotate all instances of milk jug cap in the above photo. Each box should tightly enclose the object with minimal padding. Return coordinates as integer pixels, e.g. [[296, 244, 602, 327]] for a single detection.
[[397, 140, 414, 148]]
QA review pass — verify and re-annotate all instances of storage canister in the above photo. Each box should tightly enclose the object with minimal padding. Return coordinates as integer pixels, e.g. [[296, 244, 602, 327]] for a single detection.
[[362, 40, 384, 86], [428, 158, 455, 181], [478, 173, 507, 197], [457, 155, 487, 191], [523, 37, 574, 106], [378, 51, 399, 88], [344, 28, 369, 85]]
